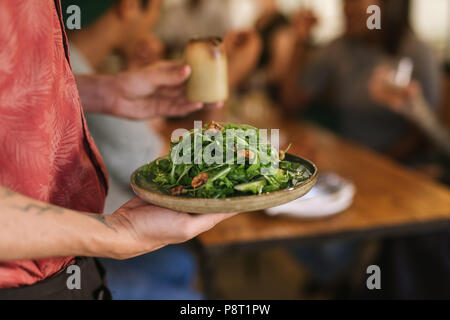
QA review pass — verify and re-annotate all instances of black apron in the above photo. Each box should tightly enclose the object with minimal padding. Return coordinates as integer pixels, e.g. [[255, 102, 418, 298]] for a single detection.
[[0, 257, 111, 300]]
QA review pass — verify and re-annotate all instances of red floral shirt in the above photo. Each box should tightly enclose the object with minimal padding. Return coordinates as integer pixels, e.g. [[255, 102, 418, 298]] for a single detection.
[[0, 0, 108, 288]]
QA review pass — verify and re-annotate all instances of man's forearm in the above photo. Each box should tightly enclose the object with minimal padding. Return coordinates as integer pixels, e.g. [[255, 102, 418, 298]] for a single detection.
[[0, 186, 126, 261]]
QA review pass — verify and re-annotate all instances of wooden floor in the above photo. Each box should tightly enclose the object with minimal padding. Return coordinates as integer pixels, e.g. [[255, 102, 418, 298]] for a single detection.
[[197, 247, 310, 299], [196, 241, 381, 299]]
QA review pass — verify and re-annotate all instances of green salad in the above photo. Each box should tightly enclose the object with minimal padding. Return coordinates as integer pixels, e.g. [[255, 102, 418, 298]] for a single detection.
[[140, 122, 312, 198]]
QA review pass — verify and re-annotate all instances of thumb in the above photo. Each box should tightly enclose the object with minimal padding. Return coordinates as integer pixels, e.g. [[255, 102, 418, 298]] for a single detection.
[[119, 197, 149, 210], [407, 80, 422, 99], [187, 212, 238, 236], [146, 61, 191, 87]]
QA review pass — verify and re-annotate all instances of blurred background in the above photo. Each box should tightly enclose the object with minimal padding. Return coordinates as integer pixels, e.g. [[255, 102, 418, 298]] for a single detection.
[[62, 0, 450, 299], [160, 0, 449, 56]]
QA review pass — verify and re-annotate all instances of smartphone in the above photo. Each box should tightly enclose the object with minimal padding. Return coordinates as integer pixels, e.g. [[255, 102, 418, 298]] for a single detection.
[[393, 57, 414, 88]]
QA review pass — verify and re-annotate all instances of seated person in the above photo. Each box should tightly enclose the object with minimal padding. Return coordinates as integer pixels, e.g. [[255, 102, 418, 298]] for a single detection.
[[280, 0, 441, 156], [369, 65, 450, 158], [280, 0, 441, 297]]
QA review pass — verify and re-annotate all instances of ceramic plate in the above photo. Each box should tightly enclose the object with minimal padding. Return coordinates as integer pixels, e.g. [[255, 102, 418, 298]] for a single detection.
[[130, 153, 318, 214]]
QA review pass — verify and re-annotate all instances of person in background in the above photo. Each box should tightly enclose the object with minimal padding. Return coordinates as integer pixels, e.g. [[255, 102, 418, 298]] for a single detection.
[[254, 0, 317, 94], [217, 0, 317, 128], [278, 0, 442, 297], [0, 0, 232, 300], [360, 70, 450, 298], [281, 0, 441, 156], [64, 0, 164, 214], [368, 65, 450, 186], [368, 66, 450, 158], [61, 0, 203, 299]]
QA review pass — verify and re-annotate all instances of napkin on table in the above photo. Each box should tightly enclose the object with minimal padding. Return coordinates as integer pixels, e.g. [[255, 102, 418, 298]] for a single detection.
[[265, 172, 356, 219]]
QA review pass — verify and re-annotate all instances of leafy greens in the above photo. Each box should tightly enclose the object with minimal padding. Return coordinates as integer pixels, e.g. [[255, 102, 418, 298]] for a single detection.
[[140, 122, 312, 198]]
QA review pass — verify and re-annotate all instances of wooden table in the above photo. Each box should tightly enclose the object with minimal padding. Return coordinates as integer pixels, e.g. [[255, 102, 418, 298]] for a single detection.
[[197, 122, 450, 248], [157, 118, 450, 297]]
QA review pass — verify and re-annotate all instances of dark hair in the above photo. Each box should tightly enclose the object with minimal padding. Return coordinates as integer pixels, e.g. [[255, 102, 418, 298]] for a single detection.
[[188, 0, 202, 10], [140, 0, 151, 9], [380, 0, 411, 55]]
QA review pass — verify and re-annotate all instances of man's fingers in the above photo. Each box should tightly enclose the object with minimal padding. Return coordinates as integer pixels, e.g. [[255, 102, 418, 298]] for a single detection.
[[157, 83, 186, 98], [123, 95, 202, 119], [204, 101, 225, 109], [185, 213, 238, 237], [167, 98, 204, 116], [130, 93, 225, 119], [146, 61, 191, 87], [150, 95, 204, 116]]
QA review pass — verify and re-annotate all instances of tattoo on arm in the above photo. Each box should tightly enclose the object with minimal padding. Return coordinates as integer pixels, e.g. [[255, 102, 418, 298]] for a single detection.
[[13, 203, 64, 214], [10, 200, 117, 232], [0, 188, 14, 200], [78, 212, 117, 232]]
